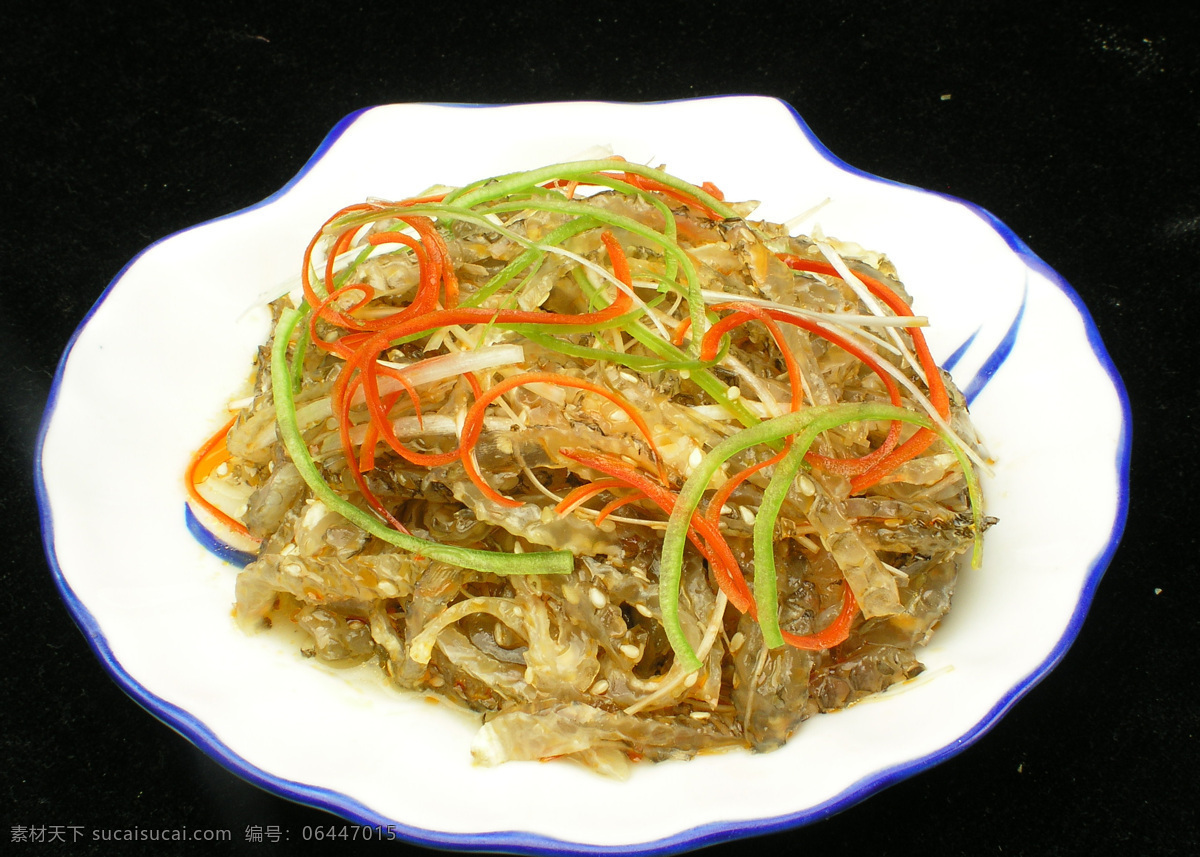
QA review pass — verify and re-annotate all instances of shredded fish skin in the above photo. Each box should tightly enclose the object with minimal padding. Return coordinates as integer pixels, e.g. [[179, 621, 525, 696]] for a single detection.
[[194, 161, 990, 775]]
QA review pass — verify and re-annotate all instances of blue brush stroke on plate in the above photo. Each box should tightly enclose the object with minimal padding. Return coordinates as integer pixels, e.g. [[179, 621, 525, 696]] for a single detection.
[[963, 285, 1028, 405], [184, 504, 257, 567], [943, 327, 980, 372], [943, 284, 1028, 406]]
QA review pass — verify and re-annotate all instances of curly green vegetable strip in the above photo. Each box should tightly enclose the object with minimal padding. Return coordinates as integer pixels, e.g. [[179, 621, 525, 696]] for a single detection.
[[662, 403, 984, 669]]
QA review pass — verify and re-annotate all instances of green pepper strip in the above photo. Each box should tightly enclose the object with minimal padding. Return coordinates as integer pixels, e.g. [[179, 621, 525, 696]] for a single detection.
[[662, 403, 985, 670], [435, 173, 682, 307], [288, 316, 311, 393], [462, 215, 600, 309], [345, 187, 692, 335], [477, 196, 708, 349], [547, 172, 683, 287], [519, 329, 726, 374], [444, 160, 738, 221], [564, 266, 761, 429], [321, 184, 706, 352], [316, 201, 731, 404], [270, 306, 573, 576], [318, 204, 647, 343], [333, 243, 375, 292], [465, 211, 671, 348]]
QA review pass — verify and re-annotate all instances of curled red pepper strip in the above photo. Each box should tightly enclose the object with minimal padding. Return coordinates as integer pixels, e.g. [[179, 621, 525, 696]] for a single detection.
[[697, 448, 858, 650], [560, 448, 858, 650], [777, 255, 950, 491], [306, 219, 451, 352], [708, 304, 904, 476], [781, 582, 857, 651], [301, 203, 377, 311], [398, 216, 459, 310], [330, 377, 409, 534], [355, 374, 426, 473], [301, 194, 450, 311], [677, 302, 904, 479], [614, 172, 724, 220], [295, 202, 469, 532], [316, 230, 636, 526], [554, 479, 630, 515], [703, 448, 790, 528], [595, 490, 647, 526], [323, 224, 359, 303], [342, 230, 637, 497], [459, 371, 668, 508], [336, 228, 633, 356], [307, 230, 439, 357], [704, 307, 804, 415], [560, 448, 754, 614]]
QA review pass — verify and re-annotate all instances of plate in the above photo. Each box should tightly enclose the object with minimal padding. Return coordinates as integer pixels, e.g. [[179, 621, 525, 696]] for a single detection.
[[35, 97, 1130, 854]]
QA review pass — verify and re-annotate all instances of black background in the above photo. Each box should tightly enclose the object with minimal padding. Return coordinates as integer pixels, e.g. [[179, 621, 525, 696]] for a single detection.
[[4, 1, 1196, 855]]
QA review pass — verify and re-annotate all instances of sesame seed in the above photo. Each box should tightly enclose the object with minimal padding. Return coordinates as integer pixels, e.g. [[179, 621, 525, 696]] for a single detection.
[[684, 672, 699, 687], [590, 679, 609, 695], [635, 603, 653, 618], [588, 587, 608, 609], [689, 710, 711, 720], [620, 644, 641, 659], [727, 385, 741, 401], [729, 631, 745, 652]]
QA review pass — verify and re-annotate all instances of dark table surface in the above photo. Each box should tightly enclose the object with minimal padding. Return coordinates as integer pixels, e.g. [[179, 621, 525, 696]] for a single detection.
[[5, 2, 1196, 855]]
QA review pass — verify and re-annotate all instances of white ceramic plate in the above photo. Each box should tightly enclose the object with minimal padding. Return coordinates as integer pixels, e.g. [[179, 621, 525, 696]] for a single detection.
[[36, 97, 1129, 854]]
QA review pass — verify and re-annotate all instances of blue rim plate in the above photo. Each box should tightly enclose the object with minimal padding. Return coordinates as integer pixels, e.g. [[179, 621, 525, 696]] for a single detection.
[[35, 96, 1130, 854]]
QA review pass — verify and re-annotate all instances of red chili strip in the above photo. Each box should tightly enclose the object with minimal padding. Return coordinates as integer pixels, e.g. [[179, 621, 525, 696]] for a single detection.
[[677, 302, 904, 478], [459, 371, 667, 508], [560, 448, 753, 613], [595, 490, 648, 525], [777, 255, 950, 491], [554, 478, 630, 516], [781, 583, 857, 650]]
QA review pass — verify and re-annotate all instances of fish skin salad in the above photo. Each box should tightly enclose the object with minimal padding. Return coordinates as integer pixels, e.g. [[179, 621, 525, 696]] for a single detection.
[[187, 159, 989, 778]]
